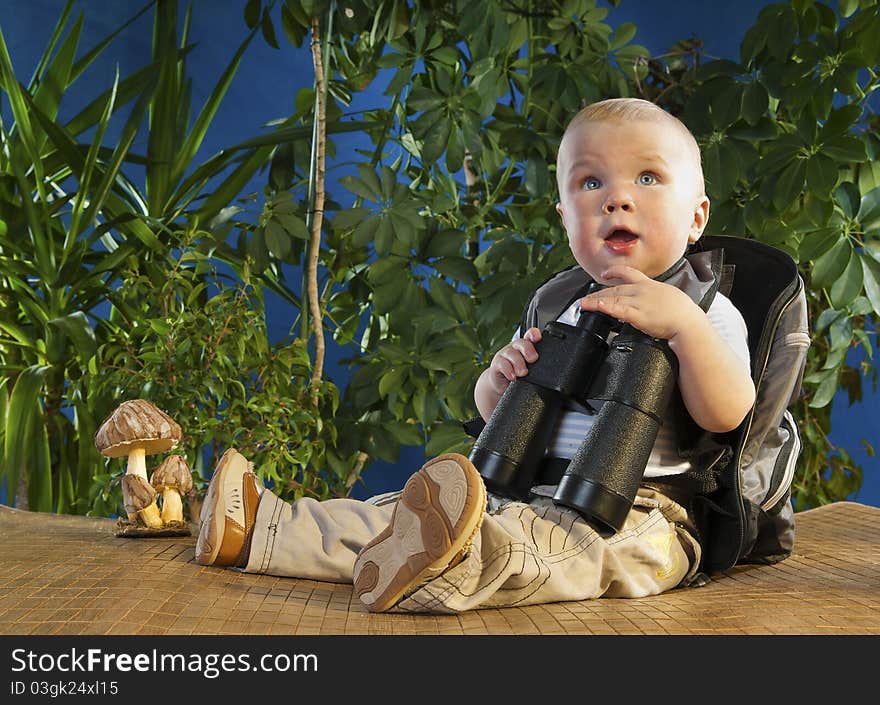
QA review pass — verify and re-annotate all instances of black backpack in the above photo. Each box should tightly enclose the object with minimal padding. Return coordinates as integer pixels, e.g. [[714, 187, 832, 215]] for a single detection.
[[468, 235, 809, 573]]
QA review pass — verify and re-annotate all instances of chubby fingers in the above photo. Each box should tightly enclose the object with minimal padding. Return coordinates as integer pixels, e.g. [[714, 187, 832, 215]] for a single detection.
[[579, 286, 638, 320], [598, 265, 649, 285], [492, 327, 541, 381]]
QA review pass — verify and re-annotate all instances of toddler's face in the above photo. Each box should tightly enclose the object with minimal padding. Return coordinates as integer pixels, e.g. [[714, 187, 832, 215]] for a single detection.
[[555, 118, 709, 283]]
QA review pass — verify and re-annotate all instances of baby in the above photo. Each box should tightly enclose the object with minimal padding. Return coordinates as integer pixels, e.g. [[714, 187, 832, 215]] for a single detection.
[[195, 98, 755, 613]]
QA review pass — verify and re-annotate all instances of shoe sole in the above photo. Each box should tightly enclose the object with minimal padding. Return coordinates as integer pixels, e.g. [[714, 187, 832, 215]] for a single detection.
[[353, 453, 486, 612], [194, 448, 249, 565]]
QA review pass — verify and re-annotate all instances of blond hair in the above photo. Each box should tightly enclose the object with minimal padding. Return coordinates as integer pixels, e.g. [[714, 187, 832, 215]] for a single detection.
[[558, 98, 705, 195]]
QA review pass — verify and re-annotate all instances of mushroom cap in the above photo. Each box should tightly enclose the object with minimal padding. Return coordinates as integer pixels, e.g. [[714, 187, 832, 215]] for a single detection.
[[95, 399, 182, 458], [150, 455, 193, 494], [121, 474, 158, 514]]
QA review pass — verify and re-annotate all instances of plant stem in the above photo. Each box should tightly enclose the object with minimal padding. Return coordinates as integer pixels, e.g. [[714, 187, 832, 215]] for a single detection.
[[307, 13, 329, 403]]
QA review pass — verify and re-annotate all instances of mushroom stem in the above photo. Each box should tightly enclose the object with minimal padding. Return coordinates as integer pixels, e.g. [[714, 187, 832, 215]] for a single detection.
[[126, 446, 147, 480], [139, 502, 163, 529], [121, 481, 138, 522], [160, 488, 184, 524]]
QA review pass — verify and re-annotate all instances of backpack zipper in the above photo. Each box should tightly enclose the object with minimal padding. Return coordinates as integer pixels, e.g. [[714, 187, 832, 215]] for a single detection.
[[761, 410, 800, 511], [731, 284, 801, 560]]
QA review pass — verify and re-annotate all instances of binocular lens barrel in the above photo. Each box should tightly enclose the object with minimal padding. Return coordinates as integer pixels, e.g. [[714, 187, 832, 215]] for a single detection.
[[469, 381, 564, 499], [552, 330, 678, 531], [552, 402, 659, 531], [469, 306, 615, 501]]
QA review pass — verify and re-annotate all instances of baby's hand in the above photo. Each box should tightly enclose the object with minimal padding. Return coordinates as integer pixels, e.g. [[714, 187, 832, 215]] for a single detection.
[[487, 327, 542, 394], [579, 265, 702, 341]]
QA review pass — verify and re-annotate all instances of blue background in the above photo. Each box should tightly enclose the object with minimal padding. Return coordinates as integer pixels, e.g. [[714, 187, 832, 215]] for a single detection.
[[3, 0, 878, 508]]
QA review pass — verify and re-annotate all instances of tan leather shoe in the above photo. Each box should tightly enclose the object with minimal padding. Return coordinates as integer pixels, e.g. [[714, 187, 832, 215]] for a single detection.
[[195, 448, 263, 567], [352, 453, 486, 612]]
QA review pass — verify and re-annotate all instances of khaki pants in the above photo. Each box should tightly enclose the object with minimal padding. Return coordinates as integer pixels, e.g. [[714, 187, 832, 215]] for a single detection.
[[242, 486, 701, 613]]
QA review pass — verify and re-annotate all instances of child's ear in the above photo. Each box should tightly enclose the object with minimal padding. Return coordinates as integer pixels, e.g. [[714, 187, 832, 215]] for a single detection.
[[689, 195, 710, 243], [556, 201, 567, 228]]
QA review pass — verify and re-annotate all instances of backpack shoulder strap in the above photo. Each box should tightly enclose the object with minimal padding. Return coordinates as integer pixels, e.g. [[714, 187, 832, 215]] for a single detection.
[[519, 265, 593, 336]]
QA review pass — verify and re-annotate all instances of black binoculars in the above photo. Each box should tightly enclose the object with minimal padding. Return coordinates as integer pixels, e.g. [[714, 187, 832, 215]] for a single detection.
[[469, 283, 679, 532]]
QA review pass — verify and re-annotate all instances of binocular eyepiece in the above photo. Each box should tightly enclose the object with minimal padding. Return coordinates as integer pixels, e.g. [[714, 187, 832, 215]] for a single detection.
[[469, 284, 678, 532]]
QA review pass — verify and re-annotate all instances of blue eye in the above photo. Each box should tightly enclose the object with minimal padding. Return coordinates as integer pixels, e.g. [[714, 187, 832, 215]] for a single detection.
[[583, 177, 601, 190], [638, 172, 657, 185]]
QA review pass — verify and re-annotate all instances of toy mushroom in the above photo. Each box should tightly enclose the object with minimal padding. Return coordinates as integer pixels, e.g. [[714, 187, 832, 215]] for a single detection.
[[150, 455, 193, 526], [95, 399, 181, 529], [121, 474, 163, 529]]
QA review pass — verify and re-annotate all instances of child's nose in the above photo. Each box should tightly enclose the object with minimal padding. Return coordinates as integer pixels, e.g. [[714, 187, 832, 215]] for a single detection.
[[602, 192, 635, 214]]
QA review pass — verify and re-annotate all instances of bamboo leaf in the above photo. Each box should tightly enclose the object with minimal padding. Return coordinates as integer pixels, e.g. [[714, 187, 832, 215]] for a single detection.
[[67, 67, 119, 245], [0, 321, 41, 353], [72, 398, 99, 509], [79, 72, 156, 236], [65, 58, 177, 138], [25, 0, 74, 92], [171, 25, 259, 195], [28, 413, 53, 513], [194, 145, 274, 221], [48, 311, 97, 364], [32, 12, 81, 132], [69, 1, 154, 82], [3, 366, 49, 508], [146, 0, 183, 214]]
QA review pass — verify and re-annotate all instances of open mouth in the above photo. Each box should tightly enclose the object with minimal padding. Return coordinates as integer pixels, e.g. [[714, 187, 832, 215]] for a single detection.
[[604, 228, 638, 252], [604, 228, 638, 242]]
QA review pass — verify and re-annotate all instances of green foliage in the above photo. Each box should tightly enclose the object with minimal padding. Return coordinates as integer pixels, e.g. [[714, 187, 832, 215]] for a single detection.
[[0, 1, 158, 513], [664, 0, 880, 507], [90, 239, 354, 515], [262, 0, 880, 510], [3, 0, 878, 517], [257, 0, 649, 471], [0, 0, 324, 513]]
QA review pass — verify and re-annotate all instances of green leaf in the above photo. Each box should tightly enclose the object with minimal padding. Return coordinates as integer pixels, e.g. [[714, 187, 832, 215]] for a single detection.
[[172, 26, 259, 192], [857, 185, 880, 230], [610, 22, 637, 50], [798, 227, 841, 260], [264, 220, 291, 259], [48, 311, 97, 364], [822, 135, 867, 162], [31, 11, 81, 129], [819, 104, 863, 140], [261, 8, 279, 49], [28, 418, 52, 513], [524, 156, 548, 198], [421, 118, 452, 164], [811, 237, 851, 288], [407, 86, 445, 112], [830, 248, 863, 308], [426, 422, 471, 456], [742, 81, 769, 124], [244, 0, 261, 28], [861, 255, 880, 315], [277, 213, 310, 240], [3, 365, 49, 507], [835, 182, 861, 219], [806, 154, 838, 197], [809, 369, 839, 408], [839, 0, 858, 17], [378, 366, 408, 398], [773, 158, 807, 210]]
